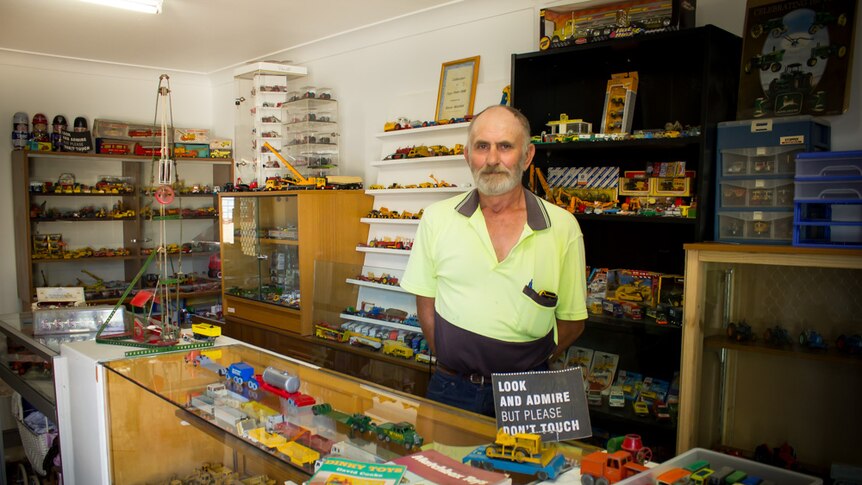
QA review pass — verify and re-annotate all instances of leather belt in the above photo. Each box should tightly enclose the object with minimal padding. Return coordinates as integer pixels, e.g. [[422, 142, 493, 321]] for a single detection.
[[435, 362, 490, 386]]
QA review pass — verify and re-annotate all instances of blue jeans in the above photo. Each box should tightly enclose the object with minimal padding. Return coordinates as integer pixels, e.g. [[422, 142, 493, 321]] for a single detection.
[[426, 370, 497, 417], [426, 362, 549, 417]]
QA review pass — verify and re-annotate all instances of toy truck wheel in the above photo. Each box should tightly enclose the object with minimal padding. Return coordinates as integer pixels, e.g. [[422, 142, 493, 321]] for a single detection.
[[481, 461, 494, 471], [514, 449, 528, 463], [537, 471, 549, 481], [581, 475, 596, 485], [378, 433, 385, 441], [248, 380, 259, 391], [596, 478, 610, 485]]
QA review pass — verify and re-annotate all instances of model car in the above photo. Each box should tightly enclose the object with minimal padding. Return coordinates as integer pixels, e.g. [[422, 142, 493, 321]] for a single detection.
[[633, 400, 650, 416], [609, 386, 625, 408]]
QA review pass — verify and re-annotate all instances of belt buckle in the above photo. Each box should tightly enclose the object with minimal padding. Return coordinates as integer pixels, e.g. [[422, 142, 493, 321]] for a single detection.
[[469, 374, 486, 386]]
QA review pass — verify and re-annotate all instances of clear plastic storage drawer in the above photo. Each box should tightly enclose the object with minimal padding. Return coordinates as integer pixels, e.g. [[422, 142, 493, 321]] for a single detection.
[[795, 150, 862, 179], [794, 179, 862, 202], [721, 146, 801, 177], [717, 210, 793, 243], [719, 179, 794, 208]]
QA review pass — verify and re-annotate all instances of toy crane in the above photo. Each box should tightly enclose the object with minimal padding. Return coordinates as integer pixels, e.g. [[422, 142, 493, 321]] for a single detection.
[[262, 142, 325, 189], [96, 74, 215, 356]]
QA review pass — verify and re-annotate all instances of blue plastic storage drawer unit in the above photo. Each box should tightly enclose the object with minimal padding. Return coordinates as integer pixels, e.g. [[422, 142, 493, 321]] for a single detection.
[[793, 150, 862, 248]]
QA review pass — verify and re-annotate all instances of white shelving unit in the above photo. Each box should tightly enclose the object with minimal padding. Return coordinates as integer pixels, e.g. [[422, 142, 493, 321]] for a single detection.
[[347, 122, 474, 334]]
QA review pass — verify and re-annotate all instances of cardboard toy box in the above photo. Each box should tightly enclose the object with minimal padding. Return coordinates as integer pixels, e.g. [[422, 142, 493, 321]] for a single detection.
[[209, 139, 233, 159], [657, 274, 684, 308], [174, 143, 210, 159], [606, 269, 661, 307], [538, 0, 697, 51], [175, 128, 210, 143]]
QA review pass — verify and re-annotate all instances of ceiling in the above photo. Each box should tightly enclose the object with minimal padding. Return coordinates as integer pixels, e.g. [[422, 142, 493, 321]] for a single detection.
[[0, 0, 462, 74]]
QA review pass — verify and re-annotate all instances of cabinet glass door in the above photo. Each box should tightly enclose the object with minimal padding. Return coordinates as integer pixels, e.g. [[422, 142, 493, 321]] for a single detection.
[[221, 194, 300, 309]]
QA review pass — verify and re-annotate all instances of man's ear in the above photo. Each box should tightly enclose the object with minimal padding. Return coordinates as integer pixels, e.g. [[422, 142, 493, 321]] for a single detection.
[[523, 143, 536, 170]]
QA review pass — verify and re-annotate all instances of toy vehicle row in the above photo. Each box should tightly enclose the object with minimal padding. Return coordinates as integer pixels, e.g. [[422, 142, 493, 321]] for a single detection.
[[653, 460, 777, 485], [365, 207, 424, 219], [383, 115, 473, 132], [311, 403, 423, 450], [384, 144, 465, 160]]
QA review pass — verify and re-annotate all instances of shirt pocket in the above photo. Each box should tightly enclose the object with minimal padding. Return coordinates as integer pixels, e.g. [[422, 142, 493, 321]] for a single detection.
[[516, 285, 558, 337]]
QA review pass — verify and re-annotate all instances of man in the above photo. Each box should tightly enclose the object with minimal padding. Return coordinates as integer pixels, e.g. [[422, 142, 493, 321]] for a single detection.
[[400, 105, 588, 416]]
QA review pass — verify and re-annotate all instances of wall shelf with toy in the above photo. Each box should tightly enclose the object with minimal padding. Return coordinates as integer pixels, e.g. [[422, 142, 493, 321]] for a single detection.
[[512, 25, 742, 459]]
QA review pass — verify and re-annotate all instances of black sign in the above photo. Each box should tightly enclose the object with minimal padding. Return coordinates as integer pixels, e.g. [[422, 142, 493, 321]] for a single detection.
[[61, 130, 93, 153], [492, 367, 592, 442]]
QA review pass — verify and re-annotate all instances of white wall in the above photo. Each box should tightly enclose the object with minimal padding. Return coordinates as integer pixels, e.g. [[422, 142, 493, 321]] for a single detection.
[[3, 0, 861, 312], [0, 52, 212, 313]]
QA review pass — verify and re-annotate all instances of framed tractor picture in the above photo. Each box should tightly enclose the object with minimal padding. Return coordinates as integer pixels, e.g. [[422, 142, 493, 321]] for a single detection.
[[737, 0, 857, 119]]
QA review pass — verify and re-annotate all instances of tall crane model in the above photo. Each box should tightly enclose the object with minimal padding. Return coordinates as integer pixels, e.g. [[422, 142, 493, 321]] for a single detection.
[[96, 74, 216, 355]]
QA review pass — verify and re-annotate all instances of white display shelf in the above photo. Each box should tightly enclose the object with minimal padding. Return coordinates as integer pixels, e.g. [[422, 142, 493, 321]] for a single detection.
[[345, 278, 408, 293], [355, 246, 411, 255], [359, 218, 420, 225], [370, 155, 464, 167], [365, 187, 467, 196], [339, 313, 421, 333], [375, 122, 469, 138]]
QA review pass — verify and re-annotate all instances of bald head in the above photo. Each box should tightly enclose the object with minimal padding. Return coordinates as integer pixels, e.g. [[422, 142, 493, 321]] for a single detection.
[[467, 105, 532, 154]]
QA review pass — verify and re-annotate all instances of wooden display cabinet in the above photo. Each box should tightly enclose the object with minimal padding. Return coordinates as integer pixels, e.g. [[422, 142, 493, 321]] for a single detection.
[[219, 190, 372, 335], [11, 150, 231, 311], [678, 243, 862, 474]]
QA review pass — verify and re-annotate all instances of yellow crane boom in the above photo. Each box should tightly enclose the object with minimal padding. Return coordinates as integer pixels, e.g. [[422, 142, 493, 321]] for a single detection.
[[262, 142, 325, 188]]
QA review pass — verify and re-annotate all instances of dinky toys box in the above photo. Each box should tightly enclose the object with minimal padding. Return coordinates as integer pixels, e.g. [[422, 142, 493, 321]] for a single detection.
[[606, 269, 661, 307]]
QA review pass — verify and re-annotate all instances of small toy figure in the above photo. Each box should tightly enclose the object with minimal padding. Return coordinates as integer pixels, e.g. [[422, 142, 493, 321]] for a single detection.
[[12, 111, 29, 150], [51, 115, 68, 151], [31, 113, 49, 142]]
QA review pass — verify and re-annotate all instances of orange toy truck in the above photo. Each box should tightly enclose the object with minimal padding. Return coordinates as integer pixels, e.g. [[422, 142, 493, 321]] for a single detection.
[[579, 450, 648, 484]]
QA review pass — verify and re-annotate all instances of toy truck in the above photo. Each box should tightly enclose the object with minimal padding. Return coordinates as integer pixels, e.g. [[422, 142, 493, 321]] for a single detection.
[[579, 450, 648, 484], [463, 430, 567, 481], [371, 422, 424, 450]]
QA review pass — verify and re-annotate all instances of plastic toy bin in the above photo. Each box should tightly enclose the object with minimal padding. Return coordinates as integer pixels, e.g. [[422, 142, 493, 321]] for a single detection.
[[717, 211, 793, 243], [615, 447, 823, 484], [796, 150, 862, 179], [720, 146, 801, 177], [719, 179, 794, 208], [794, 179, 862, 201], [794, 202, 862, 248]]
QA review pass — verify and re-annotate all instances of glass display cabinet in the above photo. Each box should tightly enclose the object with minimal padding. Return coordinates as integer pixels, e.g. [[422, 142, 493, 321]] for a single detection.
[[219, 191, 372, 335], [678, 243, 862, 474], [100, 342, 497, 484]]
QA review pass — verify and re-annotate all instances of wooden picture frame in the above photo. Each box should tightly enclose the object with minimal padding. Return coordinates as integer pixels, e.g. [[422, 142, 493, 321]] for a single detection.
[[435, 56, 480, 121]]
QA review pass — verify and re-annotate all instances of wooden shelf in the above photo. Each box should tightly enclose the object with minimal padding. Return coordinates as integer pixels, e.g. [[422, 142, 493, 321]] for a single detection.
[[21, 151, 232, 165], [32, 255, 138, 263], [573, 214, 697, 224], [259, 238, 299, 246], [703, 335, 862, 367]]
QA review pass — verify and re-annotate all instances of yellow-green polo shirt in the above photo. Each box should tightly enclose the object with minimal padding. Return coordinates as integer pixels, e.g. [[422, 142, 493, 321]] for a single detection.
[[401, 188, 588, 344]]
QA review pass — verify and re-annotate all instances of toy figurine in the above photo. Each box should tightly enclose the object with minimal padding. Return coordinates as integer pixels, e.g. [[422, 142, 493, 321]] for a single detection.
[[727, 321, 754, 342], [31, 113, 49, 142], [12, 111, 29, 150], [799, 329, 827, 350], [51, 115, 68, 151]]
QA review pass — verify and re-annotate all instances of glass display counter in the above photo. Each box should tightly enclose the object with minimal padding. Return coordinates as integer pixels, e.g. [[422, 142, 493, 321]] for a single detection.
[[100, 342, 497, 484]]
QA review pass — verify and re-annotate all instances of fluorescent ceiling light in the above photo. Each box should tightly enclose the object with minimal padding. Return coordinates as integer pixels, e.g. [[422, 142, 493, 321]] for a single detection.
[[80, 0, 164, 14]]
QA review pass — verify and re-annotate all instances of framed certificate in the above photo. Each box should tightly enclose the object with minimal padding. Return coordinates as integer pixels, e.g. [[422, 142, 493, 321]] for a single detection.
[[435, 56, 480, 121]]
